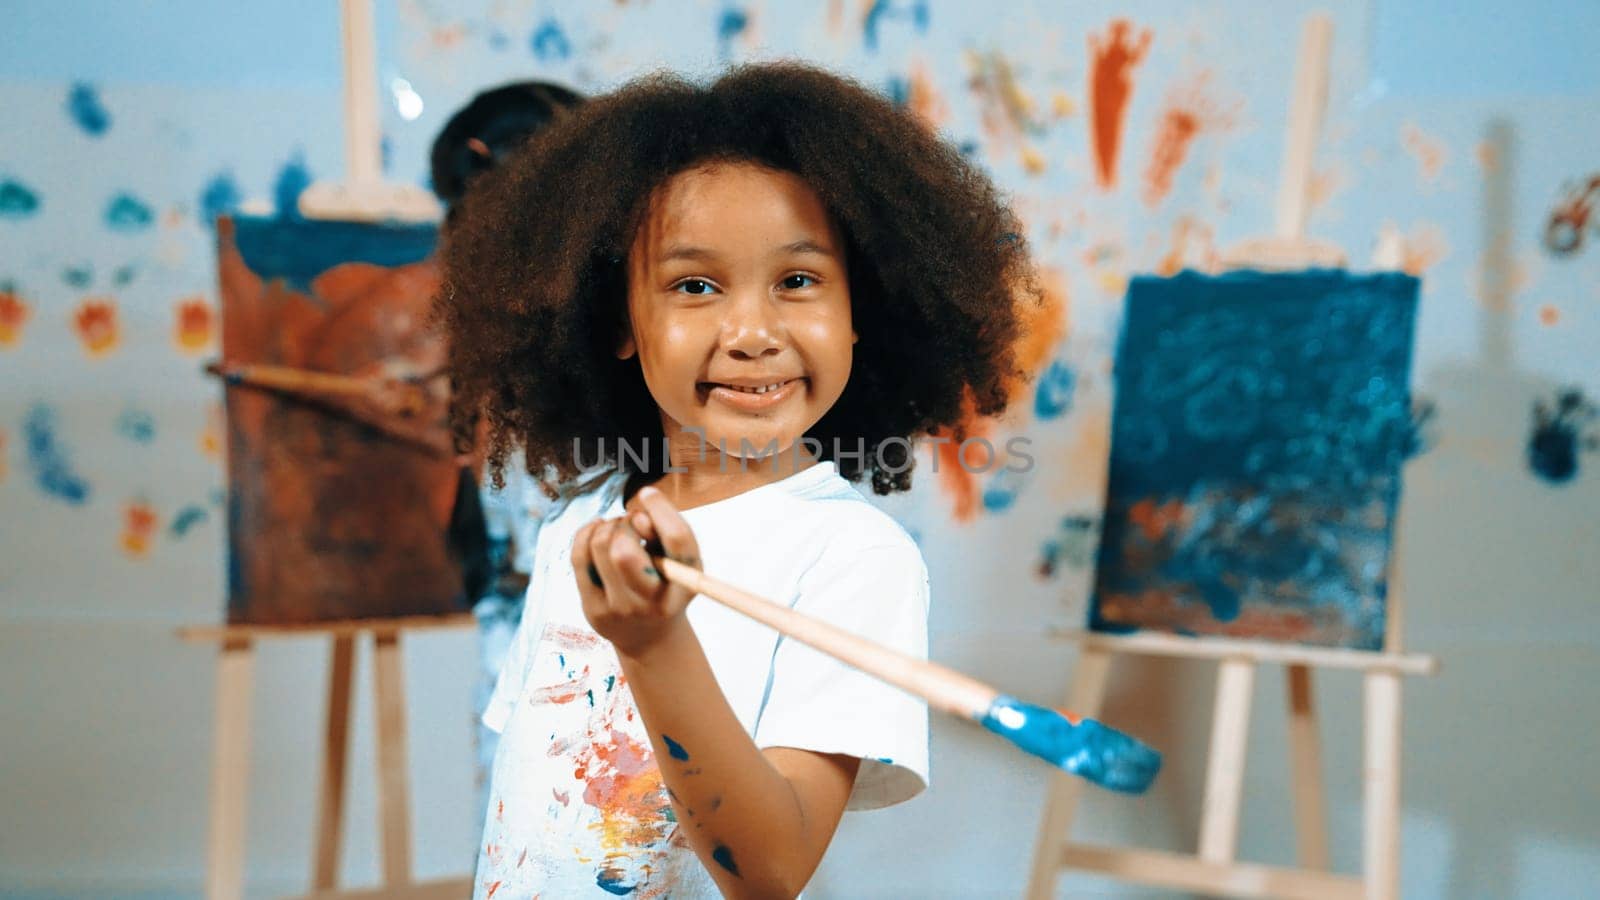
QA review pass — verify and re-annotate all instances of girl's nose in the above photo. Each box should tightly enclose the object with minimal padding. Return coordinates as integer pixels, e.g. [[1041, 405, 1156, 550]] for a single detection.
[[721, 292, 784, 359]]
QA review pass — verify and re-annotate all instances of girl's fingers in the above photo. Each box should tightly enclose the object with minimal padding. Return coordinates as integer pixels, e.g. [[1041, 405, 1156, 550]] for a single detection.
[[608, 517, 661, 613], [630, 485, 701, 570]]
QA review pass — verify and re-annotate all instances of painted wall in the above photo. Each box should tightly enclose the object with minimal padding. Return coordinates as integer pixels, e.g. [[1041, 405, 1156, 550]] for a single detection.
[[2, 1, 1596, 897]]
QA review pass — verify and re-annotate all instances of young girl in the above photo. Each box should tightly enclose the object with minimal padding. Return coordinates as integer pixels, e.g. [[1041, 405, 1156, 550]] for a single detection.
[[438, 62, 1037, 899]]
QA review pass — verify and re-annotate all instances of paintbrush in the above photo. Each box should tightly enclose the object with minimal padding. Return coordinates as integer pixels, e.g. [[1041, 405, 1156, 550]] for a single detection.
[[652, 556, 1162, 793]]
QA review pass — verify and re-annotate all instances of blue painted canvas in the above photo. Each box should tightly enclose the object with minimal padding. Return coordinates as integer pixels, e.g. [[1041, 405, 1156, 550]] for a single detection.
[[1089, 270, 1420, 650]]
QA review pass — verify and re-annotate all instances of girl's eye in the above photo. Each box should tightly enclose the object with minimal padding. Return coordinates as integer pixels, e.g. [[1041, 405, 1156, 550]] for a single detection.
[[781, 274, 817, 290], [674, 279, 716, 296]]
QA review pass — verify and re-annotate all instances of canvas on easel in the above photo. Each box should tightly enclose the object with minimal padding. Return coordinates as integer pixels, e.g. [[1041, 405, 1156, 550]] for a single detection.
[[1027, 14, 1438, 900]]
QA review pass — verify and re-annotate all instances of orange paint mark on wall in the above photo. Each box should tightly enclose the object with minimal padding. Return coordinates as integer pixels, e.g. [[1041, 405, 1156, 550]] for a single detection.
[[1398, 222, 1450, 275], [173, 296, 215, 353], [1402, 123, 1448, 183], [0, 287, 30, 348], [1539, 304, 1560, 326], [906, 58, 949, 129], [1087, 19, 1152, 190], [201, 402, 224, 458], [121, 501, 159, 558], [72, 297, 120, 357], [1142, 74, 1234, 207], [1156, 216, 1216, 276], [935, 267, 1068, 521]]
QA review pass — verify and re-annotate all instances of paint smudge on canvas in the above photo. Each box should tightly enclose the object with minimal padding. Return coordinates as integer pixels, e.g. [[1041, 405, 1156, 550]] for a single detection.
[[24, 404, 91, 505], [716, 6, 750, 60], [1527, 388, 1597, 484], [530, 17, 572, 61], [1091, 271, 1420, 650], [1087, 19, 1152, 190]]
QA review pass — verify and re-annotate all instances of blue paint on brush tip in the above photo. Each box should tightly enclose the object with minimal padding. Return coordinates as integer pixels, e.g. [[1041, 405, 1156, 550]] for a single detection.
[[979, 695, 1160, 794], [662, 734, 689, 761]]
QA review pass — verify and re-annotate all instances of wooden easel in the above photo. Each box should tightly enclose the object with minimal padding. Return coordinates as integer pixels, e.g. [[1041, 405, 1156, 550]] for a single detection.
[[180, 615, 475, 900], [1026, 14, 1439, 899]]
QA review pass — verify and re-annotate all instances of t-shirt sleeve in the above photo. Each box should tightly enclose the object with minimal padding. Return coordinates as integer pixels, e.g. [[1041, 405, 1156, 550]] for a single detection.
[[481, 586, 537, 734], [752, 540, 931, 811]]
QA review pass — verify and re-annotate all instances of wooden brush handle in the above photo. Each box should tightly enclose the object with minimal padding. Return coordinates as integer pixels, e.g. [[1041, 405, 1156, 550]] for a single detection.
[[655, 557, 999, 720]]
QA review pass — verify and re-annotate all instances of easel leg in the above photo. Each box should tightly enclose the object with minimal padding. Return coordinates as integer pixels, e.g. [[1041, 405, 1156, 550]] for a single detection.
[[1025, 646, 1113, 900], [1363, 671, 1403, 900], [1198, 658, 1255, 863], [204, 638, 254, 900], [1286, 664, 1330, 869], [373, 629, 414, 886], [312, 635, 355, 890]]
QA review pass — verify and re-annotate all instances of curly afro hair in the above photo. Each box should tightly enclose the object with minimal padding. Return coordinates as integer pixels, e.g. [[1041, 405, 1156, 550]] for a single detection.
[[437, 61, 1041, 495]]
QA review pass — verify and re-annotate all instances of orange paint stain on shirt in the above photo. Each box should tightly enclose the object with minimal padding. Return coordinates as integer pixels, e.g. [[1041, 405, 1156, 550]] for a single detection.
[[173, 296, 215, 353], [73, 297, 120, 357], [0, 287, 30, 348], [1087, 19, 1153, 190]]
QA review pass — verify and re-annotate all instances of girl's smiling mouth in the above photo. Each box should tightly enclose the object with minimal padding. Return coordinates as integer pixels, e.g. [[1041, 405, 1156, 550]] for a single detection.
[[699, 377, 807, 410]]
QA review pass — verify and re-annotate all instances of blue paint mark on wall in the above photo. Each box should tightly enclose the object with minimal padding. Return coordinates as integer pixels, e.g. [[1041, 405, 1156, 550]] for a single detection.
[[24, 404, 91, 505], [530, 17, 572, 61], [1528, 388, 1596, 484], [273, 151, 312, 220], [200, 170, 241, 227], [66, 82, 111, 136], [170, 504, 208, 537], [716, 6, 749, 59], [1091, 270, 1420, 650], [981, 466, 1028, 513], [104, 192, 154, 232], [0, 178, 42, 219], [1034, 359, 1076, 420], [884, 76, 910, 106], [231, 215, 437, 294], [863, 0, 930, 52], [116, 407, 156, 443]]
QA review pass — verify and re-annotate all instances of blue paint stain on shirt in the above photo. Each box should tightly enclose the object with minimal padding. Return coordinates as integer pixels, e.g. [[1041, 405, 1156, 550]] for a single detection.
[[230, 215, 436, 294], [662, 733, 690, 761], [0, 178, 42, 219], [595, 870, 636, 895], [104, 192, 153, 232], [170, 504, 208, 537], [61, 264, 93, 289], [1034, 359, 1076, 420], [67, 82, 111, 136], [530, 18, 571, 61], [116, 407, 156, 444], [24, 404, 91, 506], [273, 152, 312, 220], [200, 171, 241, 227]]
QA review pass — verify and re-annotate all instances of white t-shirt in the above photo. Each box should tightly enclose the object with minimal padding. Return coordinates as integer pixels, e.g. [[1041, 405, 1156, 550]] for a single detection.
[[475, 459, 931, 899]]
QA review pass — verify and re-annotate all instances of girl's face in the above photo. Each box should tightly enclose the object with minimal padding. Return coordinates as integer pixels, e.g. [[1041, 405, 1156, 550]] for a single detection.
[[621, 162, 855, 462]]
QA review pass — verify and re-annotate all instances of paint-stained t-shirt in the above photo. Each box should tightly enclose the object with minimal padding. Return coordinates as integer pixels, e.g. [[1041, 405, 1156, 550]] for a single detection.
[[475, 460, 931, 899]]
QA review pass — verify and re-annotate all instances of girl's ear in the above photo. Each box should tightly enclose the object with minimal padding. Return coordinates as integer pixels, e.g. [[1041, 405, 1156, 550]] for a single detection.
[[616, 324, 637, 360], [852, 328, 859, 345]]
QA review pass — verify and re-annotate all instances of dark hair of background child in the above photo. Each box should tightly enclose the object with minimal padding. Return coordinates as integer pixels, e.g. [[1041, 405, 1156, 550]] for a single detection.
[[436, 62, 1042, 495]]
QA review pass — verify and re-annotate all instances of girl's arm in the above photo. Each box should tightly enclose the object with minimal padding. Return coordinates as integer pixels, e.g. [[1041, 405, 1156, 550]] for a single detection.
[[572, 486, 859, 899]]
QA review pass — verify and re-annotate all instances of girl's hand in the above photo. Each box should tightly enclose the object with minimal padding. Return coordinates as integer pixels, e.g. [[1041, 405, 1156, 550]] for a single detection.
[[571, 485, 703, 659]]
